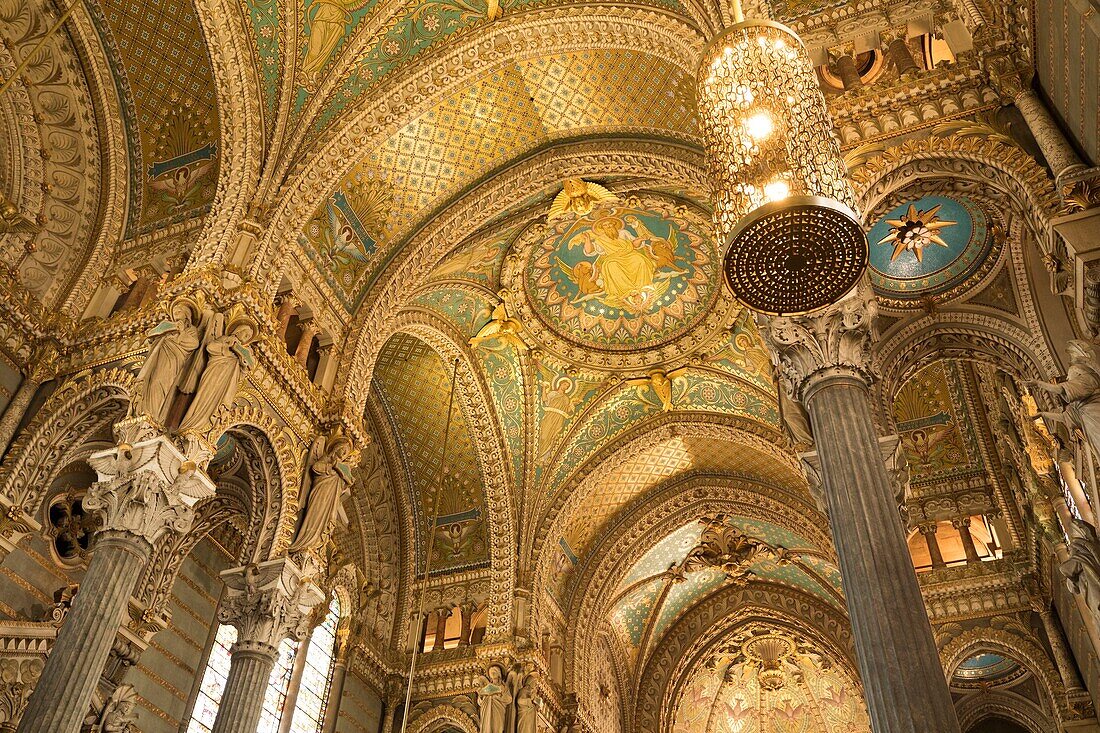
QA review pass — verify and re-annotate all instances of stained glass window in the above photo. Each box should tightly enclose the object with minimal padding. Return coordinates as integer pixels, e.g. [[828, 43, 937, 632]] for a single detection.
[[186, 624, 237, 733], [185, 597, 344, 733], [289, 597, 342, 733]]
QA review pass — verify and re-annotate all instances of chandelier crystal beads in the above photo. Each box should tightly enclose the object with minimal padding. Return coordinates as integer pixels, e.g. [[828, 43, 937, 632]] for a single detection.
[[699, 20, 868, 315]]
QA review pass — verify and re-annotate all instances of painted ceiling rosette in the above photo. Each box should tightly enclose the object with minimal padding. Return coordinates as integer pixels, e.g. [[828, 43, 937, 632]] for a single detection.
[[503, 190, 737, 371], [866, 195, 999, 305], [671, 623, 871, 733]]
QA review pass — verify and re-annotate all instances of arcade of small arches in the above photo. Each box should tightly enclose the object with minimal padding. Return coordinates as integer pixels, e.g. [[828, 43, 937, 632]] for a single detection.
[[0, 0, 1098, 731]]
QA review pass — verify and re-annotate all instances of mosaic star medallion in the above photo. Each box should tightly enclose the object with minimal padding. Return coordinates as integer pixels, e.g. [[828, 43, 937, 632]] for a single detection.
[[867, 195, 996, 303]]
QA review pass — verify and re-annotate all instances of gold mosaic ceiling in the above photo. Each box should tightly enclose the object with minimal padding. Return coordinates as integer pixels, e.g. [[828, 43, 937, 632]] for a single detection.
[[98, 0, 221, 232], [301, 48, 698, 308]]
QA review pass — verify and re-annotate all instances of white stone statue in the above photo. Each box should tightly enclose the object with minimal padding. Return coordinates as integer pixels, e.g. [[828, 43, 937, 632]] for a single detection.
[[178, 307, 256, 433], [84, 684, 138, 732], [1030, 340, 1100, 461], [477, 665, 511, 733], [135, 297, 204, 424], [288, 431, 357, 553], [515, 674, 540, 733], [1060, 517, 1100, 614]]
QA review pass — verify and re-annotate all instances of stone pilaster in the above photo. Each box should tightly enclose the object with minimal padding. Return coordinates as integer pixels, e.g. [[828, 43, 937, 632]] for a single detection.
[[17, 435, 214, 733], [919, 523, 947, 568], [0, 344, 58, 455], [761, 289, 962, 733], [211, 558, 324, 733]]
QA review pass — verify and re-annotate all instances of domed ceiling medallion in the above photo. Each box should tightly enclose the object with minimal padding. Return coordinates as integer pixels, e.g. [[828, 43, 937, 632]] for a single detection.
[[867, 195, 998, 306], [505, 190, 736, 371]]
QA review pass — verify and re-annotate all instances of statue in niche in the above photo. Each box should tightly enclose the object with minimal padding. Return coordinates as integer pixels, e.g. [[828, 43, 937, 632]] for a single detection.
[[178, 305, 257, 433], [1030, 340, 1100, 462], [135, 296, 207, 425], [1061, 517, 1100, 614], [84, 684, 138, 732], [477, 664, 512, 733], [289, 431, 357, 552], [515, 674, 540, 733]]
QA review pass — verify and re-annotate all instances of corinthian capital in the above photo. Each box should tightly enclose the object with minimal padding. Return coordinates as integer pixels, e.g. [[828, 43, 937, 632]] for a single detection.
[[759, 287, 877, 401], [85, 436, 216, 547], [218, 558, 325, 654]]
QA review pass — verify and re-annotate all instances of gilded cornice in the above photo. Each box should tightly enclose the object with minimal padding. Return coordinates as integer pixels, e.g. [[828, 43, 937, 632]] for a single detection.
[[918, 558, 1032, 622]]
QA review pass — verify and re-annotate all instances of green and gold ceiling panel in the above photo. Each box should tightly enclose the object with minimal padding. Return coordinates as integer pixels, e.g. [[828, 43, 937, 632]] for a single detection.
[[409, 286, 494, 339], [609, 519, 844, 655], [474, 344, 526, 488], [312, 0, 689, 133], [427, 226, 519, 287], [300, 48, 698, 309], [546, 371, 779, 494], [893, 360, 984, 484], [241, 0, 281, 139], [100, 0, 221, 232], [373, 332, 491, 573]]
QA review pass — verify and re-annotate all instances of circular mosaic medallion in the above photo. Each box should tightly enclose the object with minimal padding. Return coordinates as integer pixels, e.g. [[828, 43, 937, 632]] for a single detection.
[[523, 199, 720, 351], [867, 195, 993, 300]]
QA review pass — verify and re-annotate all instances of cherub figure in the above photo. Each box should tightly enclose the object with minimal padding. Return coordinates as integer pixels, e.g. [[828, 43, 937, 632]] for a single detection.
[[470, 290, 528, 352], [626, 369, 688, 411], [547, 178, 616, 219]]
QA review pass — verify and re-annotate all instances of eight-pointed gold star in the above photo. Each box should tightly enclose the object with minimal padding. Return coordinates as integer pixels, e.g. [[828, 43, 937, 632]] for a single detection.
[[877, 204, 957, 263]]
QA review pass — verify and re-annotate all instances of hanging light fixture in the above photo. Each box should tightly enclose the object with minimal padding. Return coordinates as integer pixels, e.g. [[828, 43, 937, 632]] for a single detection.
[[698, 15, 867, 315]]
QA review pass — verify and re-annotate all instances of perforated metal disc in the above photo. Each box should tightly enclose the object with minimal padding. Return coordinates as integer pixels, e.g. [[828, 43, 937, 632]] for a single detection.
[[723, 196, 867, 315]]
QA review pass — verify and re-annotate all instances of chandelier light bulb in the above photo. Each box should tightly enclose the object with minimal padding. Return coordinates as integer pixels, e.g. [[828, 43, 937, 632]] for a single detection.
[[743, 111, 774, 141]]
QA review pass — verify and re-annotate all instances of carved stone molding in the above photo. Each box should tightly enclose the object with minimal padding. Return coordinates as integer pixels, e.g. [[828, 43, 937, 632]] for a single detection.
[[84, 435, 215, 547], [760, 287, 878, 403]]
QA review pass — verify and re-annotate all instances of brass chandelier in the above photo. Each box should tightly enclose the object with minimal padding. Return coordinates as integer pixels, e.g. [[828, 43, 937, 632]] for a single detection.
[[698, 16, 867, 315]]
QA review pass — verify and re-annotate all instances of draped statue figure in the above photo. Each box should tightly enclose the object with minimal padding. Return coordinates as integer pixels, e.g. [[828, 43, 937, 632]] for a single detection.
[[288, 431, 357, 553], [515, 674, 540, 733], [135, 297, 204, 424], [178, 307, 257, 433], [1060, 517, 1100, 614], [477, 665, 511, 733], [1030, 340, 1100, 461], [85, 684, 138, 732]]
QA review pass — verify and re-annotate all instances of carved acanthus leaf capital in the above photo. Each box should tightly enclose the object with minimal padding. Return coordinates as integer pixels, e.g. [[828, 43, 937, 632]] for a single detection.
[[84, 436, 216, 547], [758, 288, 878, 402], [218, 558, 326, 654]]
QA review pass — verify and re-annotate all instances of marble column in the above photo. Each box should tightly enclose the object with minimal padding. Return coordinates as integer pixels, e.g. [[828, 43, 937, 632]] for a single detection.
[[834, 54, 863, 90], [320, 659, 348, 733], [294, 323, 319, 368], [277, 633, 313, 733], [274, 294, 298, 342], [1012, 87, 1086, 182], [18, 435, 214, 733], [953, 517, 981, 563], [458, 603, 473, 647], [887, 37, 919, 78], [763, 291, 961, 733], [432, 608, 450, 651], [919, 523, 946, 568], [0, 344, 57, 455], [212, 558, 324, 733], [1037, 604, 1085, 691]]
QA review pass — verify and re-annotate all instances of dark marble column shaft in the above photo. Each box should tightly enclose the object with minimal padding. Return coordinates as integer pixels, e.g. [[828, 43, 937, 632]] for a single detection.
[[17, 533, 151, 733], [804, 374, 961, 732]]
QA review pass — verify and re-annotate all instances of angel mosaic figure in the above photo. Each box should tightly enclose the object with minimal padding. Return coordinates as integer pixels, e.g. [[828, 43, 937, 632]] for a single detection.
[[470, 290, 527, 352], [626, 369, 688, 412]]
